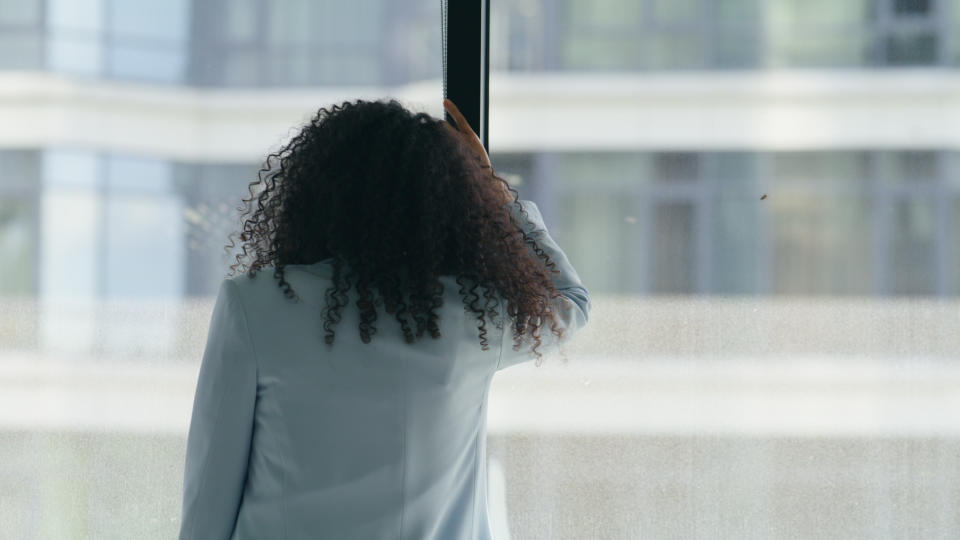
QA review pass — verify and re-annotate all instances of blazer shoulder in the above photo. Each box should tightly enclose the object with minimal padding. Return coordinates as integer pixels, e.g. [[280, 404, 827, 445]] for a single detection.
[[223, 267, 309, 311]]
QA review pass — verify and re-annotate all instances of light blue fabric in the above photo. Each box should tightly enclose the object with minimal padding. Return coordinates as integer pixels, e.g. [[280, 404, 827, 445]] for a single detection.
[[179, 200, 591, 540]]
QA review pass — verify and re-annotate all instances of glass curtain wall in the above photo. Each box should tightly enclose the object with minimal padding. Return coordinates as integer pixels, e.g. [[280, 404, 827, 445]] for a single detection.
[[1, 0, 959, 538]]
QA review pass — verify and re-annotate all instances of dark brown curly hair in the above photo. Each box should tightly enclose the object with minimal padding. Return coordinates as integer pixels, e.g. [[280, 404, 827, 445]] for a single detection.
[[224, 98, 569, 364]]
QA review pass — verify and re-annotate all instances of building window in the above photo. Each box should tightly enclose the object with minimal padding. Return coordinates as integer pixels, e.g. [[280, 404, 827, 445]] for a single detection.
[[193, 0, 386, 86], [0, 151, 41, 297], [0, 0, 43, 69], [172, 161, 260, 296]]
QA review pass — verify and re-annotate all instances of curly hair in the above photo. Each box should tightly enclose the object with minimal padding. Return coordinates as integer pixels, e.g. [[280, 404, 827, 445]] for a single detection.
[[224, 98, 570, 365]]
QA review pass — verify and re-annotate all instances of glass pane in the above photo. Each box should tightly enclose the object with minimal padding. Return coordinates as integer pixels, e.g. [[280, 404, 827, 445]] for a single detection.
[[561, 35, 641, 70], [711, 153, 761, 294], [766, 0, 873, 27], [889, 197, 936, 295], [43, 149, 99, 189], [106, 155, 173, 193], [769, 153, 873, 294], [718, 0, 760, 24], [0, 0, 40, 24], [954, 0, 960, 64], [218, 49, 261, 86], [487, 153, 533, 191], [46, 0, 103, 32], [557, 152, 647, 191], [653, 0, 702, 23], [0, 197, 37, 296], [103, 193, 183, 298], [885, 32, 938, 65], [654, 153, 700, 183], [715, 27, 761, 67], [107, 44, 186, 83], [172, 163, 257, 296], [651, 202, 696, 293], [222, 0, 258, 42], [108, 0, 189, 41], [0, 150, 40, 190], [263, 50, 380, 86], [881, 151, 938, 185], [40, 189, 99, 299], [559, 192, 643, 294], [266, 0, 382, 46], [47, 33, 102, 75], [767, 30, 872, 66], [640, 32, 707, 69], [555, 153, 644, 294], [4, 0, 960, 538], [893, 0, 931, 15], [562, 0, 642, 28], [492, 0, 543, 71], [0, 32, 42, 70]]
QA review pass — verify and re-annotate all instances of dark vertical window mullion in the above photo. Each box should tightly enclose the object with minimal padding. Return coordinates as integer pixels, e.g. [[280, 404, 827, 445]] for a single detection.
[[482, 0, 490, 150], [443, 0, 490, 153]]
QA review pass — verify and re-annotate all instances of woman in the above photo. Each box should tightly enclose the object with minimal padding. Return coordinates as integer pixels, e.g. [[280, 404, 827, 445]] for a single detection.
[[178, 98, 591, 539]]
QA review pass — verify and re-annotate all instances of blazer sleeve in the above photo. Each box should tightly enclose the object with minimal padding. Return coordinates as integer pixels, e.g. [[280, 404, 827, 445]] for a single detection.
[[179, 278, 258, 540], [497, 199, 591, 371]]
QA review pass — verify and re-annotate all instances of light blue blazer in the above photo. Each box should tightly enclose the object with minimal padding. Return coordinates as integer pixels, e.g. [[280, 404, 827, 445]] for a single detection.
[[178, 200, 591, 539]]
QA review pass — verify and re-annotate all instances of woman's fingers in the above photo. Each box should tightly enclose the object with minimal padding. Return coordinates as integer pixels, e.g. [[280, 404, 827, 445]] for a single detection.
[[441, 100, 509, 203], [442, 98, 492, 169], [444, 99, 479, 144], [442, 98, 466, 131]]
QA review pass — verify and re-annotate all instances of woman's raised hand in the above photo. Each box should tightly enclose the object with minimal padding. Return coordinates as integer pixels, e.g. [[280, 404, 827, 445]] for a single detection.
[[441, 98, 512, 204], [441, 98, 491, 168]]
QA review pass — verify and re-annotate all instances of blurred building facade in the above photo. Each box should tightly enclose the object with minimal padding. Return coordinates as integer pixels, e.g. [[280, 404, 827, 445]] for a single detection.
[[1, 0, 959, 300], [3, 2, 960, 539]]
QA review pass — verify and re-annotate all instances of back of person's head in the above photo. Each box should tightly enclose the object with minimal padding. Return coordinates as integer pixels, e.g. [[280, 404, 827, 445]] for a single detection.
[[227, 98, 566, 362]]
